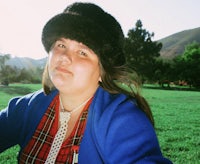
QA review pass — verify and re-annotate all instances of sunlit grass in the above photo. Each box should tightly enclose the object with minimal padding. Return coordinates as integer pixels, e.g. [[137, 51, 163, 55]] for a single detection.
[[0, 84, 200, 163], [143, 88, 200, 163]]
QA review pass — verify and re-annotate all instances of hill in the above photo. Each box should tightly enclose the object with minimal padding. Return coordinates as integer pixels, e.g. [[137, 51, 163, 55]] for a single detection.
[[2, 27, 200, 68], [158, 27, 200, 59], [5, 56, 46, 70]]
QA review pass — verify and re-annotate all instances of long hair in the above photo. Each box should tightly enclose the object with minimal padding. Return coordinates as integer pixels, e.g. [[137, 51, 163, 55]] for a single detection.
[[99, 63, 155, 126], [42, 64, 55, 95], [41, 2, 154, 126], [42, 61, 154, 126]]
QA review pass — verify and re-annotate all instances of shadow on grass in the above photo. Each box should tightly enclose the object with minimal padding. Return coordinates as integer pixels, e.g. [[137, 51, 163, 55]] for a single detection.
[[0, 85, 32, 95], [143, 85, 200, 92]]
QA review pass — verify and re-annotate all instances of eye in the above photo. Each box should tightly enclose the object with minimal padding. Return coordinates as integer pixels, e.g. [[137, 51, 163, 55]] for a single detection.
[[54, 40, 66, 49], [57, 44, 66, 48], [78, 50, 88, 56]]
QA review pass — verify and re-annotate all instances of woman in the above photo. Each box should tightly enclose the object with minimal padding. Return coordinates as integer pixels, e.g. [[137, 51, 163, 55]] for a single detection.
[[0, 2, 172, 163]]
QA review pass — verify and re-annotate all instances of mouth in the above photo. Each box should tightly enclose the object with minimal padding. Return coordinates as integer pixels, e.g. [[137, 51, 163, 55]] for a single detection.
[[56, 66, 72, 74]]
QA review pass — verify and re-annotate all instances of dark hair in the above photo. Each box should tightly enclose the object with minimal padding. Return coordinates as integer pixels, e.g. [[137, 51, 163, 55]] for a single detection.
[[41, 2, 154, 126], [98, 63, 154, 126], [42, 61, 154, 126]]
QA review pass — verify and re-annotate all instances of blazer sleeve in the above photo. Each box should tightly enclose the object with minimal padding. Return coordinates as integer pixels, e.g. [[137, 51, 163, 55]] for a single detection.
[[93, 99, 172, 164], [0, 96, 28, 152], [0, 90, 58, 153]]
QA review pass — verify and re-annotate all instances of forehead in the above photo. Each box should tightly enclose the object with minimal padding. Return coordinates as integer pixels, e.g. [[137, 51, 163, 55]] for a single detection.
[[57, 38, 96, 53], [57, 38, 84, 46]]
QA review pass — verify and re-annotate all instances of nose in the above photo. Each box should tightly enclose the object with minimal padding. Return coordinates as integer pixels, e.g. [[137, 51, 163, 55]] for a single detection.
[[59, 50, 72, 64]]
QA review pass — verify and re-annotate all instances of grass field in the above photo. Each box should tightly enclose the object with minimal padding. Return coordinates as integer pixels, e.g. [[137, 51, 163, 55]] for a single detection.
[[0, 83, 200, 163]]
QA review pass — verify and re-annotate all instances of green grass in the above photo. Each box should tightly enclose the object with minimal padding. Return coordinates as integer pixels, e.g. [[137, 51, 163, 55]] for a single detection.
[[0, 83, 42, 163], [0, 83, 42, 112], [0, 84, 200, 163], [142, 87, 200, 163]]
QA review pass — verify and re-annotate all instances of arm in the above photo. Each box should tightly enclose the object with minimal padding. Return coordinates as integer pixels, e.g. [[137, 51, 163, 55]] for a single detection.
[[94, 99, 172, 163], [0, 89, 58, 153], [79, 87, 172, 163], [0, 97, 28, 152]]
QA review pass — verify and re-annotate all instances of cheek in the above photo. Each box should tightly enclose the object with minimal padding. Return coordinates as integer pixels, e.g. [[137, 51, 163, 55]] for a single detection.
[[48, 53, 57, 70], [79, 63, 100, 81], [47, 56, 57, 79], [48, 53, 53, 67]]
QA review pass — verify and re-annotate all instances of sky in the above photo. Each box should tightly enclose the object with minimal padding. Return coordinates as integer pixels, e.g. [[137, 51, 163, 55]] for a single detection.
[[0, 0, 199, 59]]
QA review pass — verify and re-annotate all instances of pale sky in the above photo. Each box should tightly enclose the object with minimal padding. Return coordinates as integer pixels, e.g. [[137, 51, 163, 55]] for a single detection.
[[0, 0, 199, 59]]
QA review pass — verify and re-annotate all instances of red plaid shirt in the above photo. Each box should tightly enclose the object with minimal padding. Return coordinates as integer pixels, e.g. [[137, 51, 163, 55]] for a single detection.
[[19, 94, 92, 164]]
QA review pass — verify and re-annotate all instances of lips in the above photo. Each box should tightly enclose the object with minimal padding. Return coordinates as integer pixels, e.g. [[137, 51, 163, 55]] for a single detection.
[[56, 66, 72, 74]]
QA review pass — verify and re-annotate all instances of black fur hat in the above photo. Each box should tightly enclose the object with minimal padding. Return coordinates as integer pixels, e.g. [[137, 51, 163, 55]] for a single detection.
[[42, 2, 125, 68]]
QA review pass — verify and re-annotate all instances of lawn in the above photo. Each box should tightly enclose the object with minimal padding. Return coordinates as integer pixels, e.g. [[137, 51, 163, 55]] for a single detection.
[[0, 83, 200, 163], [142, 86, 200, 163]]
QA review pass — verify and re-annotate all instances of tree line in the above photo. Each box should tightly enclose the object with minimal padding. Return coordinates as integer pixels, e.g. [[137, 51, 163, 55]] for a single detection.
[[124, 20, 200, 88], [0, 20, 200, 88], [0, 54, 43, 85]]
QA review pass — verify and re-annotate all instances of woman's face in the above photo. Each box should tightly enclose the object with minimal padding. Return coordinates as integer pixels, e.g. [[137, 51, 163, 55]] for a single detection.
[[48, 38, 101, 95]]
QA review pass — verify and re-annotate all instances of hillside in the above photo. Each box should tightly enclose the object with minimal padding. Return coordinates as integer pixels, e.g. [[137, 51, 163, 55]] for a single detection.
[[158, 27, 200, 59], [5, 56, 46, 70], [1, 27, 200, 68]]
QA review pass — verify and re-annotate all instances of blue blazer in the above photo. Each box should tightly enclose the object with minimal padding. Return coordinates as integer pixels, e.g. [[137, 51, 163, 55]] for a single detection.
[[0, 87, 172, 163]]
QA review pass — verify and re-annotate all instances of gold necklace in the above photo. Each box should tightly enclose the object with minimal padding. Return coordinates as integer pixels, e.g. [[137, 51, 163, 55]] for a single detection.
[[59, 95, 92, 114]]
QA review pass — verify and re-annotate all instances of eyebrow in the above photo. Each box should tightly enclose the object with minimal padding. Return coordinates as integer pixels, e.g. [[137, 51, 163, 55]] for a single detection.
[[56, 38, 65, 42], [57, 38, 95, 54], [78, 42, 95, 54]]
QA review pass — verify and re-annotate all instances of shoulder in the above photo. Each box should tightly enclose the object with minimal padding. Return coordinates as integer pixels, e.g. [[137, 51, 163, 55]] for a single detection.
[[1, 89, 58, 126], [6, 89, 58, 110], [0, 89, 58, 151], [91, 87, 151, 128], [0, 89, 58, 126], [91, 86, 155, 144], [13, 89, 57, 104], [88, 87, 168, 163]]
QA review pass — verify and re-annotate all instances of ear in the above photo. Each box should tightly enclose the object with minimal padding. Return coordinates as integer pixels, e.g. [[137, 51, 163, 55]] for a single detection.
[[99, 76, 102, 82]]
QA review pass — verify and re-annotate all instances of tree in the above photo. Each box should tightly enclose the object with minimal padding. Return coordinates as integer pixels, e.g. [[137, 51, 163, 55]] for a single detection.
[[0, 54, 12, 85], [153, 59, 173, 87], [173, 42, 200, 88], [0, 54, 43, 84], [124, 20, 162, 82]]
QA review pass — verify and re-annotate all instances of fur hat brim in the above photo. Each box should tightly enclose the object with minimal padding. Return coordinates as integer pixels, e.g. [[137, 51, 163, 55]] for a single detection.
[[42, 3, 125, 67], [42, 13, 110, 54]]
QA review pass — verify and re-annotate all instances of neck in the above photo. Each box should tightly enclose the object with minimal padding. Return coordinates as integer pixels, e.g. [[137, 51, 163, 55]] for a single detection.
[[59, 95, 92, 113]]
